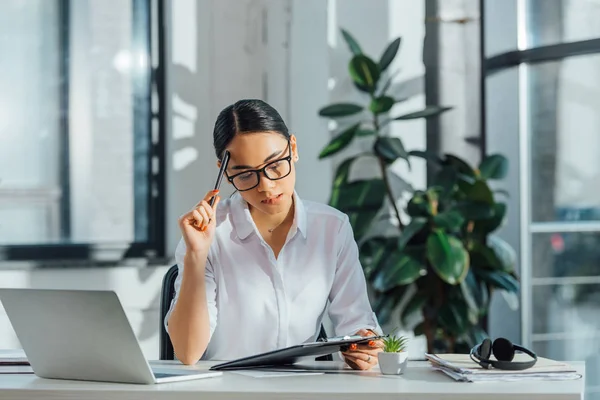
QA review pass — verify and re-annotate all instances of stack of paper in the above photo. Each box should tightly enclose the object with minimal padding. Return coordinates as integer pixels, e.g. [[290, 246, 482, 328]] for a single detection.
[[425, 353, 582, 382], [0, 349, 32, 374], [0, 349, 28, 365]]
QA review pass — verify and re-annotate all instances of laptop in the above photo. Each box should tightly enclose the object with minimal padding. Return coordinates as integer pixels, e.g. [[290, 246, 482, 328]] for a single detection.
[[0, 288, 222, 384]]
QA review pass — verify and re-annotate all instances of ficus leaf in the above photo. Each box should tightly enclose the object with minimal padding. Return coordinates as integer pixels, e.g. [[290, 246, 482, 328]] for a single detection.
[[318, 123, 360, 159], [356, 128, 376, 137], [349, 55, 380, 93], [397, 217, 427, 249], [373, 137, 409, 164], [433, 210, 465, 230], [479, 154, 508, 180], [318, 103, 364, 118], [394, 106, 452, 120], [473, 268, 519, 293], [426, 231, 470, 285], [340, 28, 362, 55], [460, 180, 494, 205], [378, 37, 401, 72], [473, 202, 507, 235], [369, 96, 395, 114], [408, 150, 443, 165], [488, 235, 516, 273], [373, 247, 426, 291]]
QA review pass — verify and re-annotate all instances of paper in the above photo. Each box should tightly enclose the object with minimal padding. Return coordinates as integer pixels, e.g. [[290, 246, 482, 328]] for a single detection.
[[231, 370, 324, 378], [0, 365, 33, 374], [0, 349, 28, 365], [426, 353, 582, 382]]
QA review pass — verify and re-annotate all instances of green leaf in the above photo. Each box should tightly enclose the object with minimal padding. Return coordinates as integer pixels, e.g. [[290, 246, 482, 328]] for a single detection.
[[349, 55, 380, 93], [488, 236, 516, 273], [331, 157, 356, 190], [369, 96, 395, 114], [356, 128, 376, 137], [473, 202, 507, 235], [473, 268, 519, 293], [378, 37, 401, 72], [359, 236, 391, 278], [373, 247, 426, 291], [318, 103, 364, 118], [373, 137, 408, 163], [443, 154, 476, 178], [373, 288, 407, 325], [426, 231, 470, 285], [393, 106, 452, 120], [460, 268, 483, 315], [453, 201, 495, 220], [406, 191, 431, 218], [460, 180, 494, 205], [341, 28, 362, 55], [479, 154, 508, 180], [433, 210, 465, 230], [318, 123, 360, 159], [330, 179, 386, 239], [401, 293, 427, 326], [438, 301, 470, 336], [433, 167, 459, 199], [470, 242, 504, 270], [408, 150, 443, 165], [397, 217, 427, 250], [347, 211, 378, 240]]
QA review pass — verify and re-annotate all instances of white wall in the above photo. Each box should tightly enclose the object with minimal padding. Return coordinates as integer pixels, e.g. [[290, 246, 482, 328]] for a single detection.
[[0, 0, 429, 360]]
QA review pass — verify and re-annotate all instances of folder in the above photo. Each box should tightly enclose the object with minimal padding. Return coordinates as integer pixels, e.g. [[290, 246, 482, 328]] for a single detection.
[[210, 335, 384, 371]]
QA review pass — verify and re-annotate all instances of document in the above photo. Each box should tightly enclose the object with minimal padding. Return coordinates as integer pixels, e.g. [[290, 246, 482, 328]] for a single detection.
[[426, 353, 582, 382], [0, 365, 33, 374], [0, 349, 28, 365]]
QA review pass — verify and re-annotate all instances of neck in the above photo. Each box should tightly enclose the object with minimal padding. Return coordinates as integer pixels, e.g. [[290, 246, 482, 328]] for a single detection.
[[250, 196, 295, 234]]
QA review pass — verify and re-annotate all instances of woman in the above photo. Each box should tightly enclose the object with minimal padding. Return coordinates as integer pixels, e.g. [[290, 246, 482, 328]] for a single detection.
[[165, 99, 383, 370]]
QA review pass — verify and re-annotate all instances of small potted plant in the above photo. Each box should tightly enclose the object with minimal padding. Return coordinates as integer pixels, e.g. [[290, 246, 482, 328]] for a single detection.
[[378, 334, 409, 375]]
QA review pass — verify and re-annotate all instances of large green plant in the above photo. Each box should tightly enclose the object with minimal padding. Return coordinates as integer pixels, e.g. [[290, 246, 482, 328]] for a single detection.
[[318, 29, 519, 353]]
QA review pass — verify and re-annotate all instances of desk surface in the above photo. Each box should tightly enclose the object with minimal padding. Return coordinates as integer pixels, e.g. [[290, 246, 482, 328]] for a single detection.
[[0, 360, 586, 400]]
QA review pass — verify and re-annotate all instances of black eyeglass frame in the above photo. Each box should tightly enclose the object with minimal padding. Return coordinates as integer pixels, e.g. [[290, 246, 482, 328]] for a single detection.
[[225, 141, 293, 192]]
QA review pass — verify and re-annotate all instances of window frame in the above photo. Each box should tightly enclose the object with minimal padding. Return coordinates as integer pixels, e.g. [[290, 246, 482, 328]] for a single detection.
[[480, 0, 600, 350], [0, 0, 167, 265]]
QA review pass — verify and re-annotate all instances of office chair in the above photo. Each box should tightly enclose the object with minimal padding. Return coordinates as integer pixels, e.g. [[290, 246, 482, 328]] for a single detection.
[[159, 264, 333, 361]]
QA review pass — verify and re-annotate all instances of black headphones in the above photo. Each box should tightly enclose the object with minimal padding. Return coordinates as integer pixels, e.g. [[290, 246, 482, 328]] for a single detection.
[[470, 338, 537, 370]]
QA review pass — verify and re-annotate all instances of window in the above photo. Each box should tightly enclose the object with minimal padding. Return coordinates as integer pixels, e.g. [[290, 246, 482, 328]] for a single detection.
[[484, 0, 600, 398], [0, 0, 165, 263]]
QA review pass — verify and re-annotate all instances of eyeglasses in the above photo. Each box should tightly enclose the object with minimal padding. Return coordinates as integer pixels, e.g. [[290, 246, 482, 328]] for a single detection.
[[226, 143, 292, 192]]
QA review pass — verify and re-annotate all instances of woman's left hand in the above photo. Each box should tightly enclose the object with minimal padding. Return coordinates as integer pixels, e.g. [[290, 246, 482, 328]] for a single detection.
[[341, 329, 383, 370]]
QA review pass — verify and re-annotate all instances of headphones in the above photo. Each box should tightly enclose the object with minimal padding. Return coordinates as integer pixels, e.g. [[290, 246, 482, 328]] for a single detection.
[[470, 338, 537, 370]]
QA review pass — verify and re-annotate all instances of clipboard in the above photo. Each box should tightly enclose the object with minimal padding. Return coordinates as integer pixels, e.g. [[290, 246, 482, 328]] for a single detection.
[[209, 335, 384, 371]]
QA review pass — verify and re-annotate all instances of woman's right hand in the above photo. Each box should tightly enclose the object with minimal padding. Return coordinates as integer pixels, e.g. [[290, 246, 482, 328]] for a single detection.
[[178, 189, 221, 256]]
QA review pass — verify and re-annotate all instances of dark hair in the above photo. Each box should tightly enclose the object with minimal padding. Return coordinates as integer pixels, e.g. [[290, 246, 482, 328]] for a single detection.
[[213, 99, 290, 159]]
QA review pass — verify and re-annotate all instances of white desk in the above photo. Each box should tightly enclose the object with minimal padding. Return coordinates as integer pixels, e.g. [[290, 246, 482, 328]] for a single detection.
[[0, 360, 586, 400]]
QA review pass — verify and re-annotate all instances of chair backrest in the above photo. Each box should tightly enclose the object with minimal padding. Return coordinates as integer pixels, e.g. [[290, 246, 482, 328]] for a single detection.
[[158, 264, 333, 361], [159, 264, 178, 360]]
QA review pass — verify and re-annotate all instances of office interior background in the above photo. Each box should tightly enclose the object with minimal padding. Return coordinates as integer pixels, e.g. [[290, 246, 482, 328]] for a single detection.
[[0, 0, 598, 396]]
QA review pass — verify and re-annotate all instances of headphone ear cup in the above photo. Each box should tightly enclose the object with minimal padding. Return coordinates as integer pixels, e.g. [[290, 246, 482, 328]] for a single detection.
[[492, 338, 515, 362], [479, 338, 492, 360]]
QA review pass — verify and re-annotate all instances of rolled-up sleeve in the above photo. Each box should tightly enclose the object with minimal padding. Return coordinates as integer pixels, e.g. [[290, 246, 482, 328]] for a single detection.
[[163, 238, 219, 341], [327, 215, 382, 336]]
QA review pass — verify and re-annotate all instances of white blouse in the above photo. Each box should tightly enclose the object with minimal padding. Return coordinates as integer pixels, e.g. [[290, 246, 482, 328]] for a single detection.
[[165, 191, 381, 361]]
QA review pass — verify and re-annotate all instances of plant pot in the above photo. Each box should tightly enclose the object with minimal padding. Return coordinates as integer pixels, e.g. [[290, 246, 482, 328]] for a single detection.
[[378, 351, 408, 375]]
